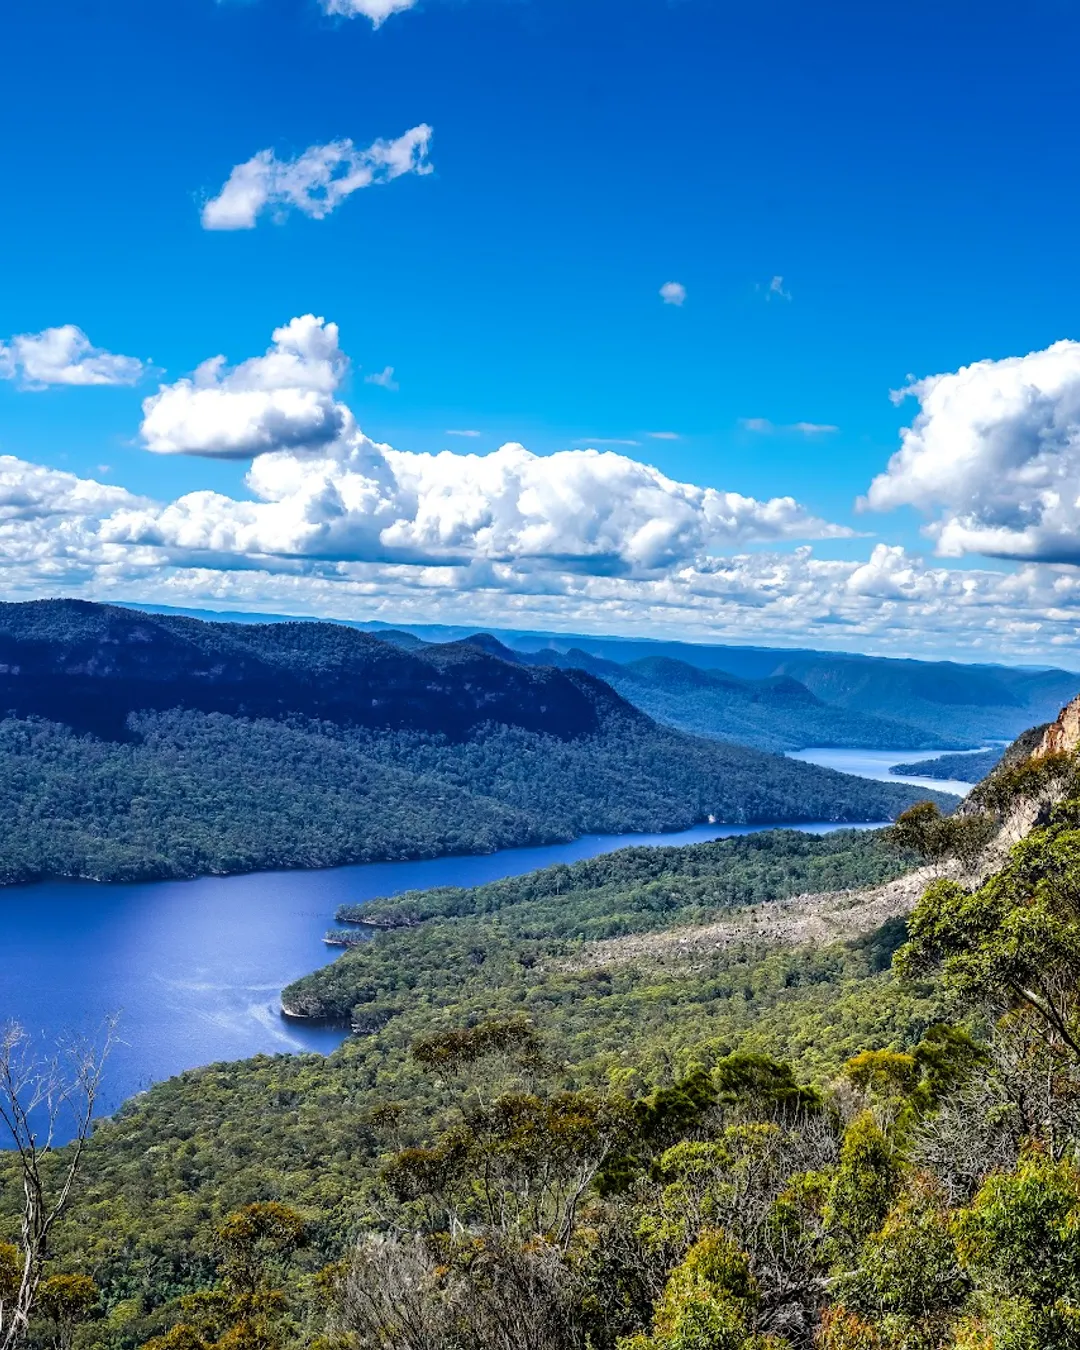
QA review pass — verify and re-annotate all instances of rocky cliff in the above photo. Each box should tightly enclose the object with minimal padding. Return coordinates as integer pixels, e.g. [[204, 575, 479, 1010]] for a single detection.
[[1035, 690, 1080, 757]]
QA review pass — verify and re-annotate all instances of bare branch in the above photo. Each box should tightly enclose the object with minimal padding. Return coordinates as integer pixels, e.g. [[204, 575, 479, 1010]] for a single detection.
[[0, 1018, 116, 1350]]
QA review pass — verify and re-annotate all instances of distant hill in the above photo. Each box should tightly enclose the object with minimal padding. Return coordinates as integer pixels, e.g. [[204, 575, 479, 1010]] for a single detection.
[[890, 748, 1004, 781], [498, 634, 1078, 747], [512, 644, 945, 752], [0, 600, 954, 885]]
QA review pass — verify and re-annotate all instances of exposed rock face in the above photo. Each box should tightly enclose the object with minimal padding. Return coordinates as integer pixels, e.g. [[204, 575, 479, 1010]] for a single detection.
[[1036, 692, 1080, 758]]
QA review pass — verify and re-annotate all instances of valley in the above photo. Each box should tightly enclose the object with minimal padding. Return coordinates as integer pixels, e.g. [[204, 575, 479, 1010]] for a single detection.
[[1, 820, 874, 1136], [2, 601, 1079, 1350]]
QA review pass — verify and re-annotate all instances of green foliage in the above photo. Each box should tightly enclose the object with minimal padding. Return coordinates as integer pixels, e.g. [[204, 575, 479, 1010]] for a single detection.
[[956, 1151, 1080, 1315], [0, 710, 946, 887], [900, 794, 1080, 1062], [713, 1053, 820, 1119], [885, 802, 997, 868], [0, 1241, 21, 1303], [840, 1184, 968, 1325], [35, 1274, 100, 1349], [338, 827, 913, 934], [841, 1026, 984, 1129], [140, 1203, 306, 1350], [823, 1114, 900, 1264], [616, 1231, 774, 1350], [409, 1018, 548, 1074]]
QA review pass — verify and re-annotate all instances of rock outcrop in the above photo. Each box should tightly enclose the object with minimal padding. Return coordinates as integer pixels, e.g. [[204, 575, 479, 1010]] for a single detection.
[[1035, 691, 1080, 758]]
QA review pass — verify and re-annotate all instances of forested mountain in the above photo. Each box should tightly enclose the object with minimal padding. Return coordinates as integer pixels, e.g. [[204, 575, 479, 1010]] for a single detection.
[[7, 726, 1080, 1348], [0, 601, 951, 885], [126, 603, 1080, 749], [0, 600, 622, 740]]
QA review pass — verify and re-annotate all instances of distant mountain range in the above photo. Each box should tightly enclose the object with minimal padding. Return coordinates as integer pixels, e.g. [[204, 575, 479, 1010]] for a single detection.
[[500, 634, 1076, 748], [124, 603, 1078, 751], [0, 600, 953, 885], [483, 643, 942, 753]]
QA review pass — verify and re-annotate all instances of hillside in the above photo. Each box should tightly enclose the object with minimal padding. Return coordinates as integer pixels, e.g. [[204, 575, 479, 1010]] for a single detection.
[[516, 644, 945, 751], [0, 600, 624, 740], [4, 826, 949, 1348], [478, 629, 1078, 745], [0, 601, 952, 885]]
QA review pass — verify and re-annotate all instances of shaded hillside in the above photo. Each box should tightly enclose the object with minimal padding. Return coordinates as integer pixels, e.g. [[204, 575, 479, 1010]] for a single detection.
[[500, 632, 1079, 745], [0, 600, 622, 741], [0, 600, 954, 885]]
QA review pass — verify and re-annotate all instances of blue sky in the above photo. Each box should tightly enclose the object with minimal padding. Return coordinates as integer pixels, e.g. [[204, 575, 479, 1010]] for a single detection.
[[4, 0, 1080, 662]]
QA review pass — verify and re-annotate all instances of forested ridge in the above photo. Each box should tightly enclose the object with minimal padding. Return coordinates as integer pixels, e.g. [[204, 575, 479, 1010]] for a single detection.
[[0, 601, 953, 885]]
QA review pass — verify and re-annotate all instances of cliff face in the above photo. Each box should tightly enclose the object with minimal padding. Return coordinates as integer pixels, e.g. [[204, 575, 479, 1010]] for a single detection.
[[1036, 691, 1080, 758]]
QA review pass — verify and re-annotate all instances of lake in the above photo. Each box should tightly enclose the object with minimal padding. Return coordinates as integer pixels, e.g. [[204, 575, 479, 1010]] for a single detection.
[[0, 819, 878, 1141], [788, 746, 989, 797]]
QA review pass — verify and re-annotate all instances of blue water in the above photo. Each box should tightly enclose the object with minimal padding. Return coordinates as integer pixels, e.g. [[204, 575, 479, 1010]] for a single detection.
[[788, 746, 989, 798], [0, 820, 878, 1141]]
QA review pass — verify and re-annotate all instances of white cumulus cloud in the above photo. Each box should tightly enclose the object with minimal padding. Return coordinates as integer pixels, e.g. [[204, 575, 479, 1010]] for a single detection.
[[108, 435, 850, 573], [202, 125, 433, 230], [127, 318, 851, 564], [0, 456, 141, 522], [140, 315, 350, 459], [11, 313, 1080, 662], [5, 442, 1080, 662], [660, 282, 687, 306], [864, 339, 1080, 563], [0, 326, 146, 389], [319, 0, 418, 24], [3, 447, 1080, 662]]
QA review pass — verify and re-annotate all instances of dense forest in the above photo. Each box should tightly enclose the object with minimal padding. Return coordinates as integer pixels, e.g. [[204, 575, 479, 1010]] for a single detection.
[[0, 602, 953, 885], [1, 826, 944, 1349], [6, 749, 1080, 1346], [286, 827, 912, 1019]]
